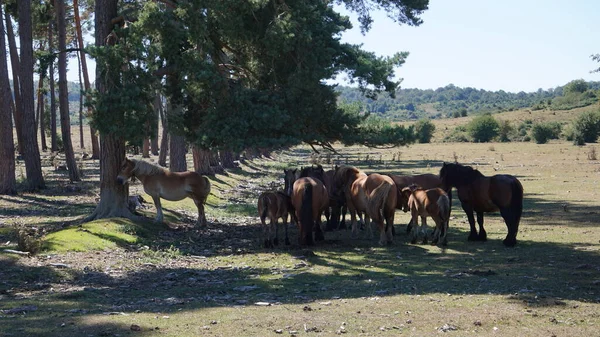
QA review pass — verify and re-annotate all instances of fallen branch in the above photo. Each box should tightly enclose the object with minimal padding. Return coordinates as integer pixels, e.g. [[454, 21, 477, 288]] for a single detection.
[[3, 249, 30, 256]]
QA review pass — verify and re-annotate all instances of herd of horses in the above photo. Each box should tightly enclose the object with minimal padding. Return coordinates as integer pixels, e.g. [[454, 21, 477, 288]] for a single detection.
[[116, 158, 524, 248], [259, 162, 524, 248]]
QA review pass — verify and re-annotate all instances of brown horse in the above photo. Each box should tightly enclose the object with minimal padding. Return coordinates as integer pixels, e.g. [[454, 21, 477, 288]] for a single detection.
[[333, 166, 396, 245], [439, 162, 523, 247], [389, 173, 447, 233], [117, 158, 211, 226], [323, 169, 347, 231], [401, 185, 451, 246], [257, 191, 293, 248], [288, 175, 329, 245]]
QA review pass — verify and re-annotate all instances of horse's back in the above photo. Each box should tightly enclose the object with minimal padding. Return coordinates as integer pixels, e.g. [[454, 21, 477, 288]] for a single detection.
[[489, 174, 522, 208]]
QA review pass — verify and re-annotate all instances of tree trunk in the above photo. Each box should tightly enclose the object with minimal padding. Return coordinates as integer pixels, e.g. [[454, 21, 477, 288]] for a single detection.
[[37, 77, 47, 151], [49, 20, 57, 152], [209, 150, 220, 166], [142, 137, 150, 158], [18, 0, 45, 190], [88, 0, 132, 220], [77, 51, 84, 149], [0, 4, 16, 194], [157, 92, 168, 166], [150, 94, 160, 155], [74, 0, 99, 159], [192, 145, 214, 176], [56, 0, 80, 182], [5, 11, 23, 154], [219, 150, 238, 169], [169, 133, 187, 172]]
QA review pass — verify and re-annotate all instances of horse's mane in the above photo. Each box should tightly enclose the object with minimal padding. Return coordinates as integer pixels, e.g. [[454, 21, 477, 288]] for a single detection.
[[333, 165, 366, 187], [132, 159, 167, 176], [441, 162, 484, 186]]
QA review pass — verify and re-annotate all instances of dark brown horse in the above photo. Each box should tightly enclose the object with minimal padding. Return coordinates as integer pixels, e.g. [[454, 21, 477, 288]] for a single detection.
[[439, 162, 523, 247], [117, 158, 211, 226], [300, 165, 347, 231], [285, 168, 329, 245], [257, 191, 294, 248]]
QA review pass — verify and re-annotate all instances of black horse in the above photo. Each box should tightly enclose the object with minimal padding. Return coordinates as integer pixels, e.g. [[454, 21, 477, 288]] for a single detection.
[[439, 162, 523, 247]]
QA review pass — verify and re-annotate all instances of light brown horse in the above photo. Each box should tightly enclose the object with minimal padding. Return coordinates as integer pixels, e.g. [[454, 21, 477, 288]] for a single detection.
[[333, 166, 396, 245], [257, 191, 294, 248], [285, 172, 329, 245], [117, 158, 211, 226], [401, 185, 450, 246], [389, 173, 446, 234]]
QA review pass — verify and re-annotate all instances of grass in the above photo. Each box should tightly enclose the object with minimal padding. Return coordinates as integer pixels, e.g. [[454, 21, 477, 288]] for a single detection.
[[1, 110, 600, 336]]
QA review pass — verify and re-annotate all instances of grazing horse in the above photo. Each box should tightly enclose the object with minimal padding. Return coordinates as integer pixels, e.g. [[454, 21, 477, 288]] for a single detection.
[[401, 185, 451, 246], [284, 169, 329, 245], [333, 166, 396, 245], [257, 191, 293, 248], [439, 162, 523, 247], [389, 173, 446, 233], [117, 158, 211, 226]]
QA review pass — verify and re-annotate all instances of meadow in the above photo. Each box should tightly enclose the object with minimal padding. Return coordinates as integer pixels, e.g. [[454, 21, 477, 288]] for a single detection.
[[1, 108, 599, 336]]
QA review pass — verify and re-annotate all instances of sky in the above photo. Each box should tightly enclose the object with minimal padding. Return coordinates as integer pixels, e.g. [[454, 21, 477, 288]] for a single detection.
[[67, 0, 600, 93]]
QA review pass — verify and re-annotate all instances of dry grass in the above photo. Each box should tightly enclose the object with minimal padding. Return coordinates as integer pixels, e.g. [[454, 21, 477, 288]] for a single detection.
[[1, 111, 599, 336]]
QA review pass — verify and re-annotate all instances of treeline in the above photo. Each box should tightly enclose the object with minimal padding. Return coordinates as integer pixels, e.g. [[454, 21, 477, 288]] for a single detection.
[[337, 80, 600, 121]]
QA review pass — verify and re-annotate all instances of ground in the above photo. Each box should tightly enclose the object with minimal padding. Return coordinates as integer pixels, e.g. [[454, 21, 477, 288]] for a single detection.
[[1, 120, 599, 336]]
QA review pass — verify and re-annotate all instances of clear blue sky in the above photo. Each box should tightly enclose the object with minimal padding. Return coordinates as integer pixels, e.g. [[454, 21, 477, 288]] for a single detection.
[[69, 0, 600, 93], [334, 0, 600, 92]]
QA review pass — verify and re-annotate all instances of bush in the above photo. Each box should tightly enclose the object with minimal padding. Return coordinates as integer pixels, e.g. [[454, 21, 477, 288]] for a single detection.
[[498, 120, 514, 142], [531, 122, 561, 144], [443, 126, 469, 143], [467, 113, 499, 142], [414, 118, 436, 143], [571, 110, 600, 143]]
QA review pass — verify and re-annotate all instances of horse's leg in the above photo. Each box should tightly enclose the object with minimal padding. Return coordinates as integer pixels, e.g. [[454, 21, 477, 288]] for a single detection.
[[500, 208, 518, 247], [152, 196, 164, 223], [193, 198, 207, 227], [476, 212, 487, 241], [339, 204, 347, 230], [272, 216, 279, 247], [421, 216, 429, 244], [385, 210, 394, 244], [410, 213, 419, 244], [314, 213, 325, 242], [349, 206, 358, 239], [324, 206, 332, 231], [431, 217, 440, 245], [260, 213, 270, 248], [283, 213, 291, 246], [462, 203, 478, 241]]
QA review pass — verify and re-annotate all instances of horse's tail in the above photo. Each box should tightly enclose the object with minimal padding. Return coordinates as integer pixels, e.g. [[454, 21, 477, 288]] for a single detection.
[[511, 178, 524, 226], [368, 182, 392, 225], [300, 183, 314, 245], [201, 176, 211, 204], [437, 193, 450, 225], [259, 194, 270, 221]]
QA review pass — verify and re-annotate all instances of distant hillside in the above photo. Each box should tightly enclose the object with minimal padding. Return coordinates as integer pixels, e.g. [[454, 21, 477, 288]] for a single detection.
[[336, 81, 600, 121]]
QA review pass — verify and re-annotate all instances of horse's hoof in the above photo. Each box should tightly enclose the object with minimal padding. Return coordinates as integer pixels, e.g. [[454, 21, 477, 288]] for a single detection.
[[422, 238, 428, 245], [467, 233, 478, 241], [478, 232, 488, 241], [503, 237, 517, 247], [410, 238, 417, 244]]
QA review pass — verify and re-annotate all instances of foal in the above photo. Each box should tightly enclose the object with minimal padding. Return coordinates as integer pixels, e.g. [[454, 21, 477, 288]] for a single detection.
[[401, 185, 451, 246], [257, 191, 293, 248]]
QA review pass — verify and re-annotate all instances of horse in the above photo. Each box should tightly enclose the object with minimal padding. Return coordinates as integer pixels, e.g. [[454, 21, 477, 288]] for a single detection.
[[439, 162, 523, 247], [401, 185, 451, 246], [333, 166, 396, 245], [389, 173, 447, 233], [300, 165, 347, 231], [284, 169, 329, 245], [323, 169, 348, 231], [257, 191, 294, 248], [117, 158, 211, 226]]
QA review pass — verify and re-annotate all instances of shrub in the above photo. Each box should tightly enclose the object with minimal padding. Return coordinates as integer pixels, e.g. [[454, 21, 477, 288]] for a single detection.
[[498, 120, 514, 142], [443, 126, 469, 143], [572, 110, 600, 143], [414, 118, 436, 143], [467, 113, 499, 142], [531, 123, 556, 144]]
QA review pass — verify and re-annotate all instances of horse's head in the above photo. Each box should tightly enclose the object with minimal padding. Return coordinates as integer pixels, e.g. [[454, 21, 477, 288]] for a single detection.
[[117, 158, 136, 185], [439, 162, 453, 191], [283, 168, 298, 196]]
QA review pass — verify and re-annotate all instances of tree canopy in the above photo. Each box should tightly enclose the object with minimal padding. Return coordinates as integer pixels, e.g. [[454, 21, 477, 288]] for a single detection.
[[89, 0, 428, 152]]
